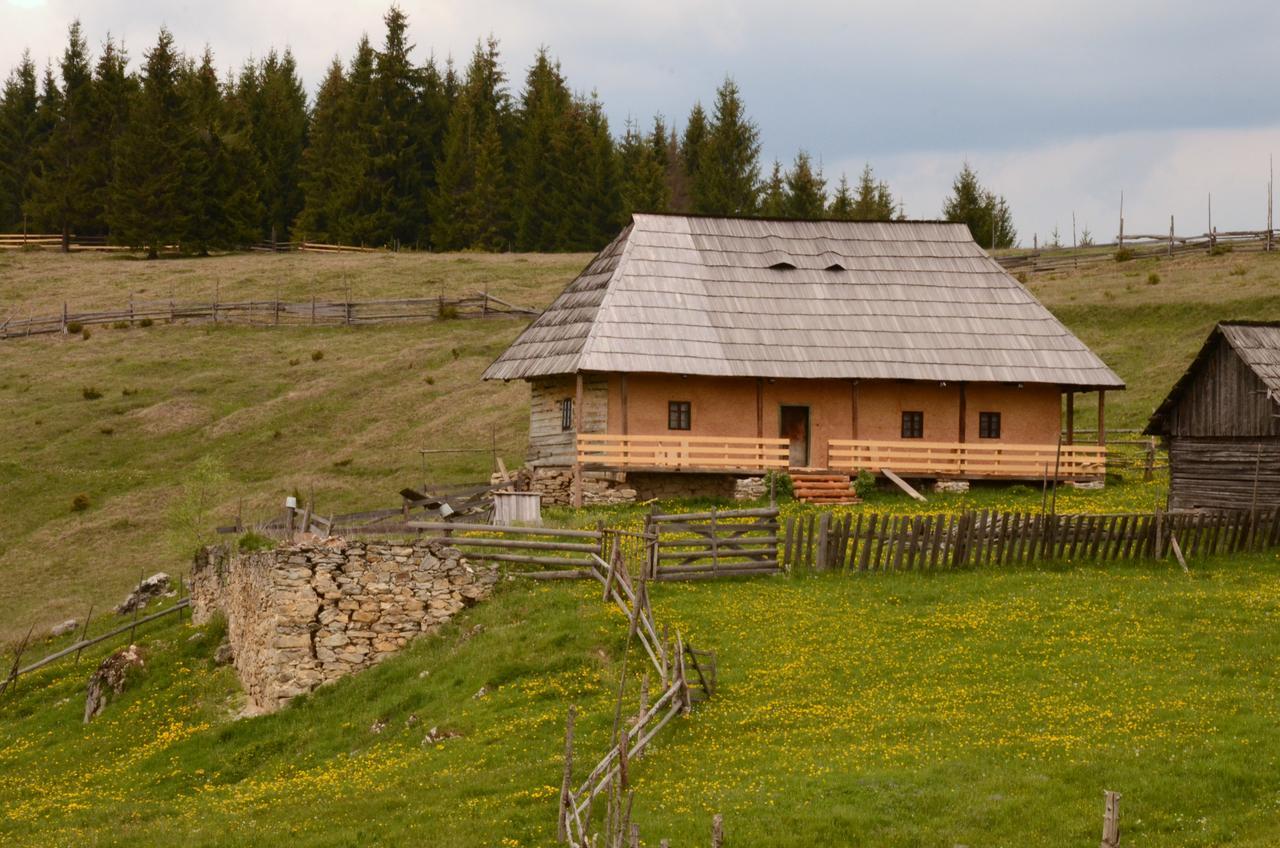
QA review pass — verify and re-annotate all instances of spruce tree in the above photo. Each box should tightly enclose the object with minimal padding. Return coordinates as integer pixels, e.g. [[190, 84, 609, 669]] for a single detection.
[[0, 52, 40, 231], [295, 58, 355, 241], [759, 160, 786, 217], [27, 21, 97, 249], [86, 37, 135, 236], [827, 173, 854, 220], [676, 103, 707, 213], [782, 150, 826, 219], [851, 163, 898, 221], [243, 49, 307, 242], [430, 36, 511, 250], [579, 93, 621, 246], [109, 27, 195, 258], [511, 48, 573, 251], [942, 162, 1016, 249], [691, 77, 760, 215], [181, 49, 261, 254], [618, 117, 668, 218]]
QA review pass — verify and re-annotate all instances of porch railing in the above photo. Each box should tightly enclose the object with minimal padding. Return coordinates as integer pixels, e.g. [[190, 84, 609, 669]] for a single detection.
[[576, 434, 790, 471], [827, 439, 1106, 479]]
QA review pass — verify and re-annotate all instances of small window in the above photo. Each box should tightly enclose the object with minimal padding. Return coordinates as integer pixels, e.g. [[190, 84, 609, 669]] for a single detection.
[[979, 411, 1001, 439], [560, 398, 574, 432], [901, 411, 924, 439], [824, 262, 846, 271], [768, 261, 796, 270], [668, 401, 691, 431]]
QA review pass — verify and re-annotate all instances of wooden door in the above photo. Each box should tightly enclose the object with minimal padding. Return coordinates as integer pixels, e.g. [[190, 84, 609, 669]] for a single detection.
[[780, 405, 810, 468]]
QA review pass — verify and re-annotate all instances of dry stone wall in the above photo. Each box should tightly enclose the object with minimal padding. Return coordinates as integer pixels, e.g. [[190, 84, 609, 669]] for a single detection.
[[192, 538, 497, 713], [527, 466, 766, 505]]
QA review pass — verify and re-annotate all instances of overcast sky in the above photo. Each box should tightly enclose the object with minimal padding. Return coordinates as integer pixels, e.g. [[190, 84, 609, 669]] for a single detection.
[[5, 0, 1279, 245]]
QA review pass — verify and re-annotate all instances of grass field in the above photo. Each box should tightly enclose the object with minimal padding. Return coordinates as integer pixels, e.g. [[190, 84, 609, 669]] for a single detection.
[[3, 556, 1279, 846], [3, 246, 1279, 638]]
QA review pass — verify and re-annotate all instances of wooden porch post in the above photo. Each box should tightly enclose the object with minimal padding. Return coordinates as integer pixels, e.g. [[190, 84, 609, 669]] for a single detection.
[[572, 373, 585, 508], [620, 373, 629, 436], [1096, 390, 1106, 446], [850, 379, 859, 439], [1065, 391, 1075, 445], [755, 378, 764, 439], [957, 382, 967, 443]]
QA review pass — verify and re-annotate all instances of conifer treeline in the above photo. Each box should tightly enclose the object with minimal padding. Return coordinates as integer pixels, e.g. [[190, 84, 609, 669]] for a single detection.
[[0, 8, 1017, 255]]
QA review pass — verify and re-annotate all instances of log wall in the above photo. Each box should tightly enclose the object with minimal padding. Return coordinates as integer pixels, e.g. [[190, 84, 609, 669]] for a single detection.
[[1168, 437, 1280, 510]]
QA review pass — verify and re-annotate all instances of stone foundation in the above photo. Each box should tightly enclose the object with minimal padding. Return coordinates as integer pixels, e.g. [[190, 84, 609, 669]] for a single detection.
[[192, 538, 497, 713], [527, 466, 765, 505]]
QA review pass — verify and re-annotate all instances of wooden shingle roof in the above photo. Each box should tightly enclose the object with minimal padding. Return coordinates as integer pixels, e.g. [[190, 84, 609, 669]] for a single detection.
[[1145, 321, 1280, 434], [483, 214, 1124, 388]]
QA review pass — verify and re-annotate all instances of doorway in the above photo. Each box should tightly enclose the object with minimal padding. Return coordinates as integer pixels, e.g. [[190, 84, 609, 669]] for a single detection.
[[780, 405, 810, 468]]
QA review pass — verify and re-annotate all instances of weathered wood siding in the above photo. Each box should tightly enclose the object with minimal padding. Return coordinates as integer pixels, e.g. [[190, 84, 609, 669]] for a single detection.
[[1167, 336, 1280, 437], [1168, 437, 1280, 510], [528, 375, 606, 466]]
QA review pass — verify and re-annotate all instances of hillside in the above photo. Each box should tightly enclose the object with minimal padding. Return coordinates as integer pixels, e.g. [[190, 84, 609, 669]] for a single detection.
[[1, 247, 1279, 637], [3, 559, 1280, 846]]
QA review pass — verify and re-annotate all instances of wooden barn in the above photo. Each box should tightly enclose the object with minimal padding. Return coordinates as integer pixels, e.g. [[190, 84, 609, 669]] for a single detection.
[[1145, 321, 1280, 510], [484, 214, 1124, 505]]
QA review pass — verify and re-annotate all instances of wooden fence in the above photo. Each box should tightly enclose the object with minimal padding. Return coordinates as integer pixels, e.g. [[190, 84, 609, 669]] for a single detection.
[[559, 542, 715, 847], [643, 506, 781, 580], [0, 291, 536, 339], [781, 507, 1280, 572], [996, 227, 1276, 276], [407, 521, 605, 574]]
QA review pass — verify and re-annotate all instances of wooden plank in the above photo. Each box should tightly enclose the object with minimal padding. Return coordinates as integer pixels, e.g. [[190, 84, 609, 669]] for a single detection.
[[882, 468, 927, 502], [859, 514, 877, 571], [846, 514, 863, 572], [408, 521, 602, 539]]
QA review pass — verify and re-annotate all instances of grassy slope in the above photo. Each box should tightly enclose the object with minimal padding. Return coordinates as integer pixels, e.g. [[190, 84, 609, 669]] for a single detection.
[[3, 557, 1279, 846], [3, 247, 1279, 636]]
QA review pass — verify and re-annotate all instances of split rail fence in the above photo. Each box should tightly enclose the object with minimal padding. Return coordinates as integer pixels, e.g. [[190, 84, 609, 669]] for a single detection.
[[0, 291, 536, 339], [781, 507, 1280, 572], [996, 226, 1276, 275], [558, 539, 716, 847]]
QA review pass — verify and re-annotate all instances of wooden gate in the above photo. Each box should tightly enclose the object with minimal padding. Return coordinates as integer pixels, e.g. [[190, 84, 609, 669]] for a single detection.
[[643, 506, 781, 580]]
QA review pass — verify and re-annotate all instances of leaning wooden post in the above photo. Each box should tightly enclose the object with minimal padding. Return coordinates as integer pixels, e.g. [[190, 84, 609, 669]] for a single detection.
[[1097, 390, 1107, 447], [711, 813, 724, 848], [1100, 790, 1121, 848], [558, 705, 576, 842], [61, 302, 68, 334], [73, 604, 95, 664]]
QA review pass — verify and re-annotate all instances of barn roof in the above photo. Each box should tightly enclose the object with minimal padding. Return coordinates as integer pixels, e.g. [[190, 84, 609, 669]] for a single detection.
[[483, 213, 1125, 388], [1145, 321, 1280, 434]]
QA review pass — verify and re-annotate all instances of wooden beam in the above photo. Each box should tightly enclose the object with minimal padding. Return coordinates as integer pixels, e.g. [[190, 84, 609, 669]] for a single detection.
[[1097, 390, 1107, 447], [572, 372, 585, 508], [882, 468, 927, 502], [1066, 391, 1075, 445], [957, 382, 967, 443], [850, 379, 859, 439], [620, 373, 629, 437], [755, 377, 764, 439]]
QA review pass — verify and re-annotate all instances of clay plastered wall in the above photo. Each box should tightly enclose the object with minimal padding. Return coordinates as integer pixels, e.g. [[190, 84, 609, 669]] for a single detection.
[[608, 375, 1064, 465], [193, 539, 497, 712]]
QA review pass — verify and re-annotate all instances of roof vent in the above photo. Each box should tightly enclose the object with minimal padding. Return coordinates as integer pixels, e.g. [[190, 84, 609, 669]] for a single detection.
[[824, 262, 846, 271], [768, 261, 796, 270]]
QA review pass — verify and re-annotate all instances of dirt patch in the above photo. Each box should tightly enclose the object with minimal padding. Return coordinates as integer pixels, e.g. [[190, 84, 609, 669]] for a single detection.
[[126, 398, 209, 435]]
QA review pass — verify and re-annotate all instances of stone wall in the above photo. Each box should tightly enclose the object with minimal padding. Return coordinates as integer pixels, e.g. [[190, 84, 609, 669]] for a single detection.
[[192, 538, 497, 713], [525, 466, 767, 505]]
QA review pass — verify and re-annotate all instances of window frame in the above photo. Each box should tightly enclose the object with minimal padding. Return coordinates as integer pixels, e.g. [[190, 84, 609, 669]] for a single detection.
[[560, 398, 574, 432], [978, 411, 1002, 439], [901, 410, 924, 439], [667, 400, 692, 431]]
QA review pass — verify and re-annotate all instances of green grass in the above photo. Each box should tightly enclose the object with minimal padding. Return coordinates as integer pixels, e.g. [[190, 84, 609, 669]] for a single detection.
[[3, 556, 1279, 846]]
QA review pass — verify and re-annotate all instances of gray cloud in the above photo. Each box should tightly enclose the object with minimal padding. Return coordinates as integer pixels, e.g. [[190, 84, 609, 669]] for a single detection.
[[4, 0, 1279, 243]]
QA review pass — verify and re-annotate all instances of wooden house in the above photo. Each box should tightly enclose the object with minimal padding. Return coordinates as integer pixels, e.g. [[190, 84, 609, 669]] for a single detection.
[[484, 214, 1124, 505], [1145, 322, 1280, 510]]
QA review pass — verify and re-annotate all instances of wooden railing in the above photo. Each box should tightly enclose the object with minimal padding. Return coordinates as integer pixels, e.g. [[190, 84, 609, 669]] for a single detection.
[[576, 434, 789, 471], [828, 439, 1106, 479]]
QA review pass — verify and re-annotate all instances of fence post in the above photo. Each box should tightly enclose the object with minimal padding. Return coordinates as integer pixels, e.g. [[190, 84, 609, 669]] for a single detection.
[[558, 705, 576, 842], [711, 813, 724, 848], [1143, 438, 1155, 482], [816, 512, 830, 571], [61, 302, 67, 334], [1100, 790, 1121, 848]]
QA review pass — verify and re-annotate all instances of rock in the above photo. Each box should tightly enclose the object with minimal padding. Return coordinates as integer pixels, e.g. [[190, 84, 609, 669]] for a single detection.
[[472, 686, 488, 700], [933, 480, 970, 494], [422, 726, 461, 745], [84, 644, 144, 722], [1069, 479, 1105, 490], [50, 619, 78, 638], [214, 641, 235, 666], [114, 573, 171, 615], [369, 719, 386, 734]]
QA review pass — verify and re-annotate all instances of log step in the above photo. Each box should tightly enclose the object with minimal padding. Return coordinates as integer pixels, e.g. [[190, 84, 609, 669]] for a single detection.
[[791, 473, 857, 504]]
